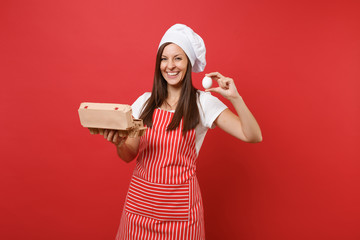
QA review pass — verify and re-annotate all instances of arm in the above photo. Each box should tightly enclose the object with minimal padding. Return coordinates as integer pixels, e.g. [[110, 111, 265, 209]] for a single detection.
[[103, 129, 140, 162], [206, 72, 262, 143]]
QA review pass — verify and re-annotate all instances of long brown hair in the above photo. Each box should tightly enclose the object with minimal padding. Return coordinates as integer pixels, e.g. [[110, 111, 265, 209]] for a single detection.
[[139, 42, 200, 135]]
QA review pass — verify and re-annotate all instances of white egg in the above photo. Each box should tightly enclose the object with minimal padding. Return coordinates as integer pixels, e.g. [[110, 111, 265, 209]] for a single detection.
[[202, 76, 212, 89]]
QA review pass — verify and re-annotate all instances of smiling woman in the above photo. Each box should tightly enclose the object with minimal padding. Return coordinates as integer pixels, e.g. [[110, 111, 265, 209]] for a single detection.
[[139, 41, 200, 134], [160, 43, 189, 89], [99, 23, 262, 240]]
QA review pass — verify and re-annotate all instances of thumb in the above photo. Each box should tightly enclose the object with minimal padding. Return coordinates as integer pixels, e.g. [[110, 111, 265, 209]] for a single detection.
[[205, 87, 221, 94]]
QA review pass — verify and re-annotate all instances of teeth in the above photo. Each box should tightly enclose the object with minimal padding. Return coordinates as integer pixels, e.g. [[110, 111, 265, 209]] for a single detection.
[[168, 72, 178, 76]]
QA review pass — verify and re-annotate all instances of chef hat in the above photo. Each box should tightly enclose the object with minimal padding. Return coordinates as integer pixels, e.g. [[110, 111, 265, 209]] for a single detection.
[[158, 24, 206, 73]]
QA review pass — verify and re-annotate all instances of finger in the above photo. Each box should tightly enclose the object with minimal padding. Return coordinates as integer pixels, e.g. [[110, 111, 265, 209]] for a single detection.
[[88, 128, 94, 134], [107, 130, 114, 141], [99, 129, 104, 136], [219, 77, 233, 89], [224, 77, 233, 86], [104, 129, 109, 138], [217, 79, 227, 89], [206, 72, 224, 79], [206, 72, 222, 77], [205, 87, 222, 94], [214, 78, 225, 89], [113, 131, 118, 143], [93, 128, 99, 134], [119, 131, 127, 137]]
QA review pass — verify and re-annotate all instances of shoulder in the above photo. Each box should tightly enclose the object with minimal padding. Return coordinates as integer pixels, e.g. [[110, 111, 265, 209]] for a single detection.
[[132, 92, 151, 105], [196, 90, 228, 129], [131, 92, 151, 118], [136, 92, 151, 102]]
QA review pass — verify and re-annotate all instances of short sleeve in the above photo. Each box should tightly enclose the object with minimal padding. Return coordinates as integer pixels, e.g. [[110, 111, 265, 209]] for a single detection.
[[198, 91, 228, 129], [131, 92, 151, 119]]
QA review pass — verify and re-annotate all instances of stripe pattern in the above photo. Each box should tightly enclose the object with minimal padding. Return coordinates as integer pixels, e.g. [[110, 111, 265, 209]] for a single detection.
[[135, 109, 197, 185], [116, 109, 205, 239], [125, 175, 190, 221]]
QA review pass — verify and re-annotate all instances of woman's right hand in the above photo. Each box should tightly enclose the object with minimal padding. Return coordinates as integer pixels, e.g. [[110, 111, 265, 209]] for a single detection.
[[101, 129, 128, 148], [88, 128, 139, 162]]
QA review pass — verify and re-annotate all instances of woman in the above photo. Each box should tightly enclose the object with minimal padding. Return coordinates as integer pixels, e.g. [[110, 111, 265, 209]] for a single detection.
[[102, 24, 262, 239]]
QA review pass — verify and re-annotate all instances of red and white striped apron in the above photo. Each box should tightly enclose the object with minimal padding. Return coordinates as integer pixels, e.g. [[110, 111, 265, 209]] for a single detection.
[[116, 108, 205, 240]]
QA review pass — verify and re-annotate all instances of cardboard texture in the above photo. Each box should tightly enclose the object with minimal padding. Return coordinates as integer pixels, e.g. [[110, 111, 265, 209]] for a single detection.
[[78, 102, 146, 137]]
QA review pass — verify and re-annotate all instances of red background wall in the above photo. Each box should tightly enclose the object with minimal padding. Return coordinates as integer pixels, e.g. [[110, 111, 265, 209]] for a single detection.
[[1, 0, 359, 239]]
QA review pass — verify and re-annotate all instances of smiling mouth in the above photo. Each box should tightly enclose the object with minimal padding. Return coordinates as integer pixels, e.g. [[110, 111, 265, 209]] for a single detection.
[[167, 72, 179, 76]]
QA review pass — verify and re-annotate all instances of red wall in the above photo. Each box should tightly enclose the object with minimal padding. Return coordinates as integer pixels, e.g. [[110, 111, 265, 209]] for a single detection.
[[1, 0, 359, 239]]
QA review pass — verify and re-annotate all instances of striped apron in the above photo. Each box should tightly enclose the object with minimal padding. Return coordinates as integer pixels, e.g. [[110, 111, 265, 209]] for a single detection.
[[116, 108, 205, 240]]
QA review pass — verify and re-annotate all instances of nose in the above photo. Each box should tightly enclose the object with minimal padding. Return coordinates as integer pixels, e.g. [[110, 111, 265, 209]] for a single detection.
[[167, 59, 175, 69]]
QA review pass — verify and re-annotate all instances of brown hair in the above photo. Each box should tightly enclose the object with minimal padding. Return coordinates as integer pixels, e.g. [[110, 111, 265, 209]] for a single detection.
[[139, 42, 200, 135]]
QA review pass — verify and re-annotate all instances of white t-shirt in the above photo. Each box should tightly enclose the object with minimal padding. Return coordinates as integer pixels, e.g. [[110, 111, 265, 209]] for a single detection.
[[131, 91, 228, 156]]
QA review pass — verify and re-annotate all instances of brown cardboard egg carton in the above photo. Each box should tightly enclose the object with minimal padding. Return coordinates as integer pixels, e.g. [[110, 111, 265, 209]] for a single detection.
[[78, 102, 147, 137]]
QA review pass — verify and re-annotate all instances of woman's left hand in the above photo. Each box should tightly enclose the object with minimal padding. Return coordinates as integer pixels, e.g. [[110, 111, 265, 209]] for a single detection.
[[205, 72, 240, 100]]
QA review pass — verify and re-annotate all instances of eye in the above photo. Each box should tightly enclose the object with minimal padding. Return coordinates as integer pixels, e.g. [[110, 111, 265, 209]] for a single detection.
[[175, 57, 182, 61]]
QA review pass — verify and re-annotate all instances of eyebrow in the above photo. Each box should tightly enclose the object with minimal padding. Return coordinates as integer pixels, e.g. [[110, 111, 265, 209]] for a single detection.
[[161, 54, 183, 58]]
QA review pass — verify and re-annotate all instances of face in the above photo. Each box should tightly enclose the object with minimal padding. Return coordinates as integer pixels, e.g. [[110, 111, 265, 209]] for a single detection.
[[160, 43, 189, 88]]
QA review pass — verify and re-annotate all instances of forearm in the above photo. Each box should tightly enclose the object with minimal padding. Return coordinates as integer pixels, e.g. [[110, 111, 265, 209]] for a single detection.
[[116, 137, 140, 163], [229, 95, 262, 142], [205, 72, 262, 143]]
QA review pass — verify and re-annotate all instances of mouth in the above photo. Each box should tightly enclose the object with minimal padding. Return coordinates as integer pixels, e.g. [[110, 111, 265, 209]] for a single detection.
[[167, 71, 180, 77]]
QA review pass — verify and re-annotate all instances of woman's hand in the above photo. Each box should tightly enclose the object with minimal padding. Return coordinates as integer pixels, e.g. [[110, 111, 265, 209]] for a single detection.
[[102, 129, 128, 148], [205, 72, 262, 143], [88, 128, 128, 147], [87, 128, 139, 162], [205, 72, 240, 100]]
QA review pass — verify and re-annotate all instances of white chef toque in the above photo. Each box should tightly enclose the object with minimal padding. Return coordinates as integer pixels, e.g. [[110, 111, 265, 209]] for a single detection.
[[158, 24, 206, 73]]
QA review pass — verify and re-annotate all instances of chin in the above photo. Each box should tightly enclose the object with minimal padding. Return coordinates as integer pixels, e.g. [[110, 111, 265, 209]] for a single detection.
[[167, 80, 182, 87]]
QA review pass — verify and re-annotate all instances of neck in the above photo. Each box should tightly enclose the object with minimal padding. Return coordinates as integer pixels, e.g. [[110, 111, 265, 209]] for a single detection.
[[161, 84, 181, 110], [167, 84, 182, 101]]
